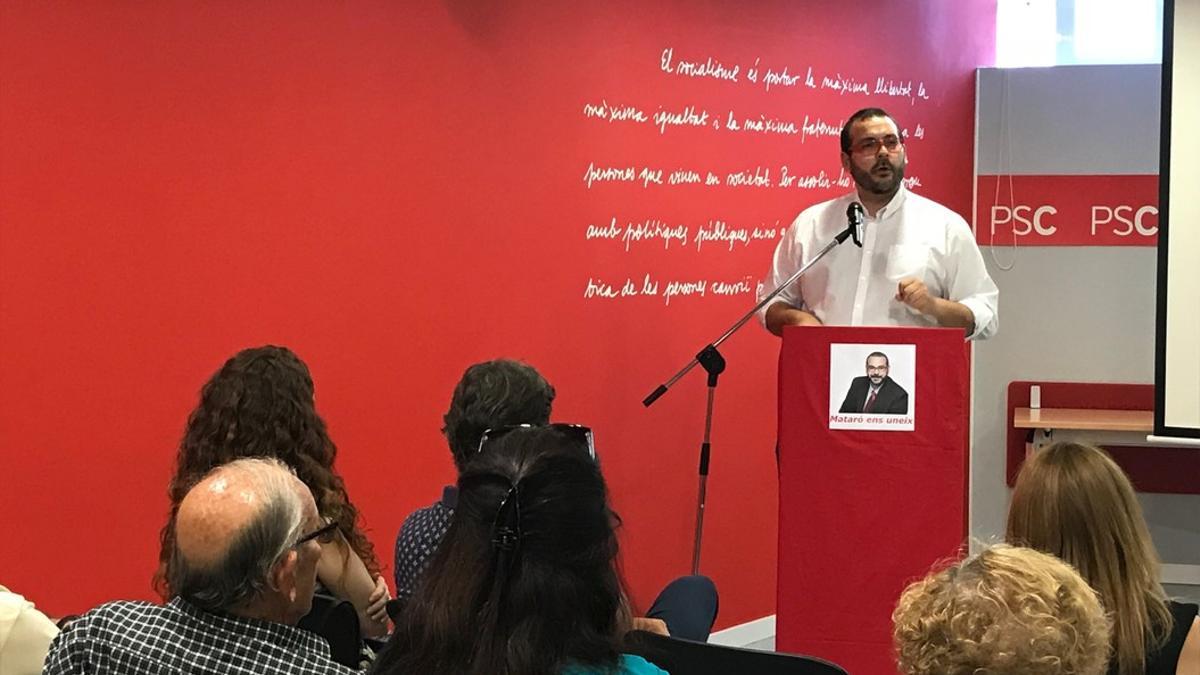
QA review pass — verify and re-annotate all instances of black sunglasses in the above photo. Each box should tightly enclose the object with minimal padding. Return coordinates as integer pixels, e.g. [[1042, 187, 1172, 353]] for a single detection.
[[476, 423, 595, 460], [293, 517, 338, 547]]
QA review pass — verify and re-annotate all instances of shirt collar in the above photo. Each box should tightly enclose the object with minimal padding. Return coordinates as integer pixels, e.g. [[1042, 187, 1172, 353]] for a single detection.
[[856, 185, 908, 220], [879, 185, 908, 219], [168, 596, 332, 657]]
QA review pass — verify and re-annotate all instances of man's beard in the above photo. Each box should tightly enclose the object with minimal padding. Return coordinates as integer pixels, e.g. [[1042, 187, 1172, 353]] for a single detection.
[[851, 157, 905, 195], [869, 375, 884, 385]]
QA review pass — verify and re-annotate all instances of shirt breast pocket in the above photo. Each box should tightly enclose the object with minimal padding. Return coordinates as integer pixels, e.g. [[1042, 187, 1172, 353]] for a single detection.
[[884, 244, 933, 286]]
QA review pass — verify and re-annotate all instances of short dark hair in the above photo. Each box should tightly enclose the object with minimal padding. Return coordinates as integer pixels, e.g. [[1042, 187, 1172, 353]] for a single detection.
[[167, 459, 305, 612], [867, 351, 890, 367], [840, 107, 901, 153], [441, 359, 555, 472], [374, 426, 625, 675]]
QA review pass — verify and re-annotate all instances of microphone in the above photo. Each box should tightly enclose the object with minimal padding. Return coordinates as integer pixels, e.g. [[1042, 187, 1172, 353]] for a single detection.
[[847, 202, 865, 247]]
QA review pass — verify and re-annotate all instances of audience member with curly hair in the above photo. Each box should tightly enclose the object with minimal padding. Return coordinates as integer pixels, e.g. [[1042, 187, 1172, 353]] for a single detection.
[[155, 345, 391, 637], [893, 543, 1111, 675], [1008, 441, 1200, 675]]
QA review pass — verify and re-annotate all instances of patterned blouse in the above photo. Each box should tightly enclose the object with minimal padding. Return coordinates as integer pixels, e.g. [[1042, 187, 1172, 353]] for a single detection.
[[392, 485, 457, 603]]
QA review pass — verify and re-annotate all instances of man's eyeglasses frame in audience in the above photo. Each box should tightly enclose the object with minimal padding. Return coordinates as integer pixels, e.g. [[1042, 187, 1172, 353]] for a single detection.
[[293, 516, 338, 548]]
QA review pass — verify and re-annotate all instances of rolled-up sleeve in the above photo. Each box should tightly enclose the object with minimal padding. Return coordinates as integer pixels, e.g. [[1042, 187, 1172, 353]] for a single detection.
[[946, 219, 999, 340], [757, 217, 807, 325]]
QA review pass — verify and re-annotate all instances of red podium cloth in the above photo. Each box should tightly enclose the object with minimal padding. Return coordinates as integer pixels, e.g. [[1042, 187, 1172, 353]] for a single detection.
[[776, 326, 970, 675]]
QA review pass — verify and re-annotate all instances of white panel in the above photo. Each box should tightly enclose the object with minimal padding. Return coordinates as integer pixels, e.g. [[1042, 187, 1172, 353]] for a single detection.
[[976, 66, 1161, 175], [708, 615, 776, 647], [995, 0, 1057, 67], [1161, 563, 1200, 585], [1075, 0, 1163, 63], [1163, 0, 1200, 431]]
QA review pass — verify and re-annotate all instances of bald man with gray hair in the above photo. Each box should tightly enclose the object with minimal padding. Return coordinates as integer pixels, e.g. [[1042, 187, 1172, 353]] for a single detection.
[[44, 458, 357, 674]]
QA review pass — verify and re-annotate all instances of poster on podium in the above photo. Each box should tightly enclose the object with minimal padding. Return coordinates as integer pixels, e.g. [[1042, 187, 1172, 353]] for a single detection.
[[828, 343, 916, 430]]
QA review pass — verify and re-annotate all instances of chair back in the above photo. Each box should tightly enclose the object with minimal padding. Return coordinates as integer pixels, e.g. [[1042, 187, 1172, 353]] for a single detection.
[[298, 592, 362, 669], [625, 630, 848, 675]]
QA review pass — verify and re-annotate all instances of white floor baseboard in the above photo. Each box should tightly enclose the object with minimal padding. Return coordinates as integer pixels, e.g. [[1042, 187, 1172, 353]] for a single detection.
[[1163, 563, 1200, 586], [708, 614, 776, 647], [702, 570, 1196, 650]]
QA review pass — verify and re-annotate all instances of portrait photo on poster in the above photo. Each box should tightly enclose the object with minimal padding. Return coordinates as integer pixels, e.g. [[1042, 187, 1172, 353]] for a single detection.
[[829, 343, 916, 431]]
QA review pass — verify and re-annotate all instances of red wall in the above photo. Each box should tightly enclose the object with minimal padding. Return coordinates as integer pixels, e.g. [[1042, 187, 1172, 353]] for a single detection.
[[0, 2, 994, 628]]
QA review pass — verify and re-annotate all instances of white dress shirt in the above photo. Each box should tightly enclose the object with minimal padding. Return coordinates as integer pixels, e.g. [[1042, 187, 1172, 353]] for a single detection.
[[862, 384, 881, 411], [760, 187, 999, 339]]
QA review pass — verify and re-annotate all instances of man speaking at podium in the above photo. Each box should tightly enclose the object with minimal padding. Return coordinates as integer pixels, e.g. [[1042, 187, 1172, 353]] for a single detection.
[[760, 107, 998, 340]]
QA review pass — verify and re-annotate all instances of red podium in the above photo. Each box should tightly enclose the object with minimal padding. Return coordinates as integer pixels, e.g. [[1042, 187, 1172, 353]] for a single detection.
[[776, 326, 971, 675]]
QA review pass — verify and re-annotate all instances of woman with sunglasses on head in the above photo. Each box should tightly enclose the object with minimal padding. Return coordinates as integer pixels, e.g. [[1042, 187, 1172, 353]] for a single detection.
[[393, 359, 557, 608], [372, 425, 668, 675], [1007, 442, 1199, 675], [155, 345, 391, 638]]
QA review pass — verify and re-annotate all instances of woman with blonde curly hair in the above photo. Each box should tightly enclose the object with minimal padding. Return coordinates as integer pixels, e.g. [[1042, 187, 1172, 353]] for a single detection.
[[155, 345, 391, 637], [1008, 442, 1200, 675], [893, 543, 1110, 675]]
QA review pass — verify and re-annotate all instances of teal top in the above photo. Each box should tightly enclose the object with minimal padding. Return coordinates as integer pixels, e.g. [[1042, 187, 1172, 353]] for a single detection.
[[562, 654, 668, 675]]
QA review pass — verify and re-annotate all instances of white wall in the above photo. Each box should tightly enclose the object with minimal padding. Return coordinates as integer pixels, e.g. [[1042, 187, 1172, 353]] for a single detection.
[[973, 65, 1199, 601]]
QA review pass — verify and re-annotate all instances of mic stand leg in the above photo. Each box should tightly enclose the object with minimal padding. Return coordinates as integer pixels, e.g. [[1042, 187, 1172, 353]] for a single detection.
[[642, 221, 853, 577], [691, 345, 725, 576]]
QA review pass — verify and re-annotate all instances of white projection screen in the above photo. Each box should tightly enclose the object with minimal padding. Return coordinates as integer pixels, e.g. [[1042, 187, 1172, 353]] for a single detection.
[[1156, 0, 1200, 441]]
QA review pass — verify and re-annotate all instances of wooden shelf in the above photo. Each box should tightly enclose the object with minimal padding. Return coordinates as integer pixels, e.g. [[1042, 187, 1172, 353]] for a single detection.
[[1013, 407, 1153, 432]]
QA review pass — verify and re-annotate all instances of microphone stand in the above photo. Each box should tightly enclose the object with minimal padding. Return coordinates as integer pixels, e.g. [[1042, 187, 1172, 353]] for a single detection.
[[644, 219, 859, 576]]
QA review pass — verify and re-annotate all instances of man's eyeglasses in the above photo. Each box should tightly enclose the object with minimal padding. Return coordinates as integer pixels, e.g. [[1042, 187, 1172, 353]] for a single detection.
[[294, 517, 338, 547], [476, 423, 595, 460], [850, 134, 903, 156]]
